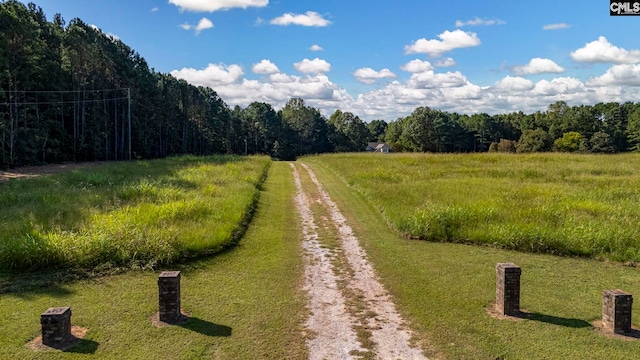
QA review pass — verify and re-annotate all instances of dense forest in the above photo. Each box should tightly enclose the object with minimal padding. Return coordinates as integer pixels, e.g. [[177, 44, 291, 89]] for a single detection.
[[3, 1, 640, 169]]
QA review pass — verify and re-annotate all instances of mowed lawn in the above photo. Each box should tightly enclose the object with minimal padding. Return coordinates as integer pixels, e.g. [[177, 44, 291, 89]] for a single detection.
[[303, 154, 640, 359], [0, 161, 307, 359]]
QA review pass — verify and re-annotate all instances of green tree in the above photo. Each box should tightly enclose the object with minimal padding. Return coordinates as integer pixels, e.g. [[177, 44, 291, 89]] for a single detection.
[[367, 119, 387, 142], [517, 128, 553, 153], [553, 131, 585, 152], [589, 131, 615, 153], [280, 98, 331, 156], [400, 107, 443, 152], [626, 104, 640, 151], [384, 117, 408, 152], [459, 113, 505, 151], [328, 110, 369, 152]]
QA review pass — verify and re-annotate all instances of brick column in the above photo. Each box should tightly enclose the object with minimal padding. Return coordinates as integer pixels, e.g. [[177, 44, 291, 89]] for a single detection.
[[41, 307, 72, 347], [603, 289, 632, 333], [158, 271, 181, 323], [496, 263, 521, 316]]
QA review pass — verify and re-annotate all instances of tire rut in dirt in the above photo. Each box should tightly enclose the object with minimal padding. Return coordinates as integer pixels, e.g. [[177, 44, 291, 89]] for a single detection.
[[293, 162, 427, 360]]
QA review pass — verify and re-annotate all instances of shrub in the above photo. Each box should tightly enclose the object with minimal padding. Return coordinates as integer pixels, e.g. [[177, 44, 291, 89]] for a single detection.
[[517, 128, 553, 153], [589, 131, 616, 153], [489, 139, 517, 153], [554, 132, 586, 153]]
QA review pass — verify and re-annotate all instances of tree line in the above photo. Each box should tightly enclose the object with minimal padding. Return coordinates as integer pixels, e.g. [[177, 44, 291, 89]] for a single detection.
[[0, 1, 359, 167], [3, 1, 640, 170], [384, 101, 640, 154]]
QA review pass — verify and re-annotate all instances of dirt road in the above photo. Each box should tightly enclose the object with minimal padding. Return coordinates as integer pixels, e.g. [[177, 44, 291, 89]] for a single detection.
[[291, 163, 427, 360], [0, 162, 103, 181]]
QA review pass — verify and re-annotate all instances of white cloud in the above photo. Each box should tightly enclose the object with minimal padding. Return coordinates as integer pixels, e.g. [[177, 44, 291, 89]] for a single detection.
[[170, 63, 244, 87], [543, 23, 570, 30], [531, 77, 584, 96], [400, 59, 434, 73], [195, 18, 214, 34], [435, 57, 456, 67], [442, 82, 484, 100], [310, 44, 324, 52], [571, 36, 640, 64], [405, 30, 481, 57], [455, 17, 506, 27], [587, 64, 640, 86], [151, 7, 159, 12], [269, 73, 296, 83], [494, 76, 534, 92], [180, 18, 214, 34], [294, 58, 331, 74], [270, 11, 331, 27], [513, 58, 565, 75], [353, 68, 397, 84], [252, 59, 280, 74], [169, 0, 268, 12], [169, 57, 640, 123], [408, 70, 468, 89]]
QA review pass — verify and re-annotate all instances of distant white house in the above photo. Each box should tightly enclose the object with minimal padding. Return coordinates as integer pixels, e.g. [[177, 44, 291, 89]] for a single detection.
[[366, 142, 391, 153]]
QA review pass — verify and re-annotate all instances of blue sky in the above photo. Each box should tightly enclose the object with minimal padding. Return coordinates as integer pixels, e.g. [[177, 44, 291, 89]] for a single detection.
[[30, 0, 640, 121]]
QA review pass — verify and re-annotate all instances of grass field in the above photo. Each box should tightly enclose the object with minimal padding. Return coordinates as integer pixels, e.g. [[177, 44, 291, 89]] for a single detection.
[[0, 161, 307, 359], [4, 153, 640, 359], [303, 157, 640, 359], [0, 155, 270, 270], [304, 152, 640, 262]]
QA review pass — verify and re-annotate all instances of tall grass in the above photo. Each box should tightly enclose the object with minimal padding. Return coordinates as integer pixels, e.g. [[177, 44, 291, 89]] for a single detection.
[[304, 153, 640, 262], [0, 155, 270, 270]]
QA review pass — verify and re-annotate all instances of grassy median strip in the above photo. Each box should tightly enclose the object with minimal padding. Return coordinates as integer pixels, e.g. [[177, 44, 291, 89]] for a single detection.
[[0, 161, 307, 359], [304, 158, 640, 360], [306, 152, 640, 263], [0, 155, 270, 270]]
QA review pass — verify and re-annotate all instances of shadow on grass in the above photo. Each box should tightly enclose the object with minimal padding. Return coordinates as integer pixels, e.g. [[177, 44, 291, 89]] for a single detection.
[[64, 338, 100, 354], [180, 317, 232, 337], [523, 311, 592, 329], [614, 329, 640, 339], [0, 270, 76, 298]]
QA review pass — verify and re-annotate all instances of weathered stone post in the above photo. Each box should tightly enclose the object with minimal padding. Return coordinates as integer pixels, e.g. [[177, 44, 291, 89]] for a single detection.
[[41, 307, 72, 347], [158, 271, 181, 323], [602, 289, 633, 333], [496, 263, 521, 316]]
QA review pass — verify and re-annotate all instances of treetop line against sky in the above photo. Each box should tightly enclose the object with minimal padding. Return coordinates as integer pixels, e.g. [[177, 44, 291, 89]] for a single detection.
[[29, 0, 640, 121]]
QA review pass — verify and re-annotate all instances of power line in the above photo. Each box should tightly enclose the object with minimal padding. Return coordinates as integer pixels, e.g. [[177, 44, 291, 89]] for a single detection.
[[1, 88, 132, 161], [1, 89, 129, 94], [0, 97, 129, 106]]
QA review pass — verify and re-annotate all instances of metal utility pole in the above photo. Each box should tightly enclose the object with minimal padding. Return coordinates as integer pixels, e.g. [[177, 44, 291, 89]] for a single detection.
[[128, 88, 131, 160]]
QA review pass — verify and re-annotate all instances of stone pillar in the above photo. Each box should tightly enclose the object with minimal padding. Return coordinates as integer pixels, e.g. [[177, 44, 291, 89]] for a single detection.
[[496, 263, 521, 316], [602, 289, 633, 333], [41, 307, 72, 347], [158, 271, 181, 323]]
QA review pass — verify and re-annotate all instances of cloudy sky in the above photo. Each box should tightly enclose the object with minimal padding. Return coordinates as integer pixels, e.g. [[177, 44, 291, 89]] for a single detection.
[[33, 0, 640, 121]]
